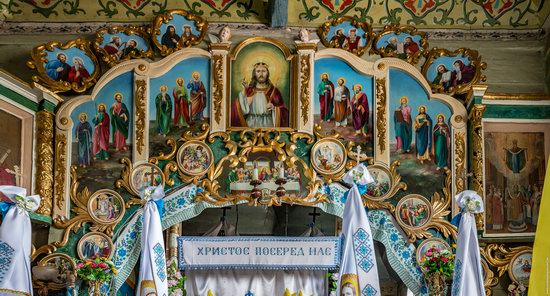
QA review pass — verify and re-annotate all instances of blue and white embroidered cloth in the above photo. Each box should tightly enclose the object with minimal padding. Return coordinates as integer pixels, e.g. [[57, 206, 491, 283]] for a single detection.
[[337, 165, 381, 296], [0, 240, 14, 286], [451, 190, 485, 296], [0, 186, 40, 296], [136, 185, 168, 296], [111, 183, 426, 295]]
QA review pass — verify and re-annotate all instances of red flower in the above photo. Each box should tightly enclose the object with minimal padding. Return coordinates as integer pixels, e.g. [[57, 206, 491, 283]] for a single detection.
[[98, 263, 107, 268], [442, 257, 449, 263], [91, 263, 98, 268]]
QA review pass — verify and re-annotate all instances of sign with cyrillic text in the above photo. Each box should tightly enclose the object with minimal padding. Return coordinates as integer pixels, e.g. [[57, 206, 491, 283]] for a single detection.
[[178, 236, 341, 270]]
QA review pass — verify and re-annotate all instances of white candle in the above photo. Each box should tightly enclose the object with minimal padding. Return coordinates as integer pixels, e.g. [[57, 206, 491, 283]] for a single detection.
[[253, 161, 259, 181], [278, 163, 285, 179]]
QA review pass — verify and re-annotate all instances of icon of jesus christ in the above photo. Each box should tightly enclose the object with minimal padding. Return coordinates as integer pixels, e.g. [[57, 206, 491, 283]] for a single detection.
[[231, 62, 289, 128]]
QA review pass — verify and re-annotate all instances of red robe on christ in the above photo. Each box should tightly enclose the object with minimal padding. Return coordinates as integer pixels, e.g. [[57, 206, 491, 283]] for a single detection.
[[231, 85, 289, 128]]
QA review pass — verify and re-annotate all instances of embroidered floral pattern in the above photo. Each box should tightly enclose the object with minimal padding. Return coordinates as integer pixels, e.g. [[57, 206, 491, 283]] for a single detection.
[[353, 228, 374, 273], [0, 241, 14, 283], [363, 284, 378, 296], [112, 183, 426, 294], [451, 259, 462, 295], [153, 243, 167, 282]]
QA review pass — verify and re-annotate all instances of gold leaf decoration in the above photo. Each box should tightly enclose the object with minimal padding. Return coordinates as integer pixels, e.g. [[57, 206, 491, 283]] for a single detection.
[[375, 77, 387, 154], [35, 110, 54, 216], [135, 79, 146, 155]]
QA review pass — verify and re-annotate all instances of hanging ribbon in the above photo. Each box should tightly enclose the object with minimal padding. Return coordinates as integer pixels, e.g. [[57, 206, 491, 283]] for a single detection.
[[450, 211, 463, 229], [0, 201, 12, 221], [141, 185, 165, 218], [0, 186, 40, 221], [0, 185, 41, 296], [0, 186, 40, 212], [136, 185, 169, 296], [451, 190, 485, 296], [341, 163, 373, 203], [337, 163, 381, 296]]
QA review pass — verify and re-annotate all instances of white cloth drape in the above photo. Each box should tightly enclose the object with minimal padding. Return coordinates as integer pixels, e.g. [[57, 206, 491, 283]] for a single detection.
[[451, 190, 485, 296], [0, 186, 40, 296], [136, 186, 169, 296], [337, 164, 380, 296], [185, 269, 327, 296]]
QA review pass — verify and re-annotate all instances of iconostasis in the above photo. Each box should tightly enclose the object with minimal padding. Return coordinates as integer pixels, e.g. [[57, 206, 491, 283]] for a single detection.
[[0, 8, 546, 295]]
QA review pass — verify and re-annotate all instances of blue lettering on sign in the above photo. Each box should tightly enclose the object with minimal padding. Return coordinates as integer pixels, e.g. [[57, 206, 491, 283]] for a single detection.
[[309, 247, 332, 256], [254, 247, 306, 256], [196, 247, 251, 256], [179, 236, 341, 270]]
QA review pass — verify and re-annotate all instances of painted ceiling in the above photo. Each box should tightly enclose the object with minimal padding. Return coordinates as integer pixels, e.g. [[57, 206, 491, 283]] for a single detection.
[[1, 0, 549, 30]]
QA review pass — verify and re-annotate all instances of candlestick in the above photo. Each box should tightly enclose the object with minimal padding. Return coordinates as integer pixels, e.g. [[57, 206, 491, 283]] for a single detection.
[[249, 179, 262, 205], [253, 161, 259, 181], [275, 178, 287, 198]]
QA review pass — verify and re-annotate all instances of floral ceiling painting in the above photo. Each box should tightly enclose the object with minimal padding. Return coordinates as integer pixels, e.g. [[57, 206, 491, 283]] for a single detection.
[[1, 0, 548, 29]]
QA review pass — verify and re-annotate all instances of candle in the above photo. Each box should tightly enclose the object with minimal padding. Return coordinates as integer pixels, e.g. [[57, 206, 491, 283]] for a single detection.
[[253, 161, 259, 181], [278, 163, 285, 179]]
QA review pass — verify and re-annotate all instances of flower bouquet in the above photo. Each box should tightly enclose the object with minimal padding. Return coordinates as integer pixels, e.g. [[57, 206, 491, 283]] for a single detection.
[[420, 247, 454, 296], [75, 257, 118, 296], [327, 272, 338, 296], [167, 257, 187, 296]]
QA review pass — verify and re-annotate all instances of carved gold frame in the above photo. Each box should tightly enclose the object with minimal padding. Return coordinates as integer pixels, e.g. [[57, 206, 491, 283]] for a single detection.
[[150, 9, 208, 57], [76, 231, 114, 260], [317, 16, 373, 57], [363, 163, 405, 201], [415, 237, 450, 266], [370, 24, 429, 64], [480, 254, 499, 296], [27, 38, 101, 93], [482, 244, 533, 282], [176, 140, 214, 177], [396, 170, 457, 242], [146, 126, 328, 207], [117, 161, 166, 198], [33, 253, 76, 291], [52, 166, 124, 242], [360, 161, 406, 212], [87, 189, 126, 225], [227, 37, 297, 131], [507, 249, 532, 287], [396, 194, 433, 231], [421, 47, 487, 96], [310, 137, 347, 176], [94, 25, 154, 68]]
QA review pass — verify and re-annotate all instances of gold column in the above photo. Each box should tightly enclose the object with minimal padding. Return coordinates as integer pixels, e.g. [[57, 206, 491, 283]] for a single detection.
[[35, 110, 54, 216], [209, 43, 230, 133], [375, 77, 387, 154], [470, 104, 486, 230], [295, 42, 317, 132]]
